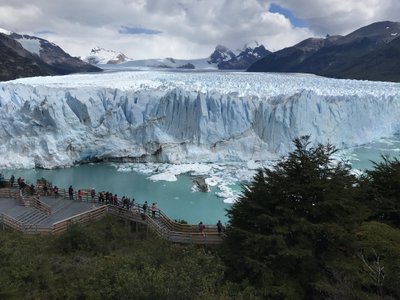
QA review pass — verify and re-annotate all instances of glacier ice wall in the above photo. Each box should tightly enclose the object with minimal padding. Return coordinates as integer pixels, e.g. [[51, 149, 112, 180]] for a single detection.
[[0, 71, 400, 168]]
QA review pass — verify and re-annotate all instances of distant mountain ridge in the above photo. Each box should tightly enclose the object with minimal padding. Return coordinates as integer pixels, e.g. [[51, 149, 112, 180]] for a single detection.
[[248, 21, 400, 82], [88, 42, 270, 70], [0, 29, 101, 81]]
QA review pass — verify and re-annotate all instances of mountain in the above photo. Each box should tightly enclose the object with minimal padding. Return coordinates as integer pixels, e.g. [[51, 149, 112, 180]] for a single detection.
[[209, 43, 271, 69], [339, 36, 400, 82], [247, 36, 341, 73], [84, 47, 131, 64], [208, 45, 237, 65], [248, 21, 400, 82], [0, 32, 49, 81], [0, 29, 101, 81], [0, 71, 399, 169], [100, 42, 270, 71], [108, 57, 216, 70]]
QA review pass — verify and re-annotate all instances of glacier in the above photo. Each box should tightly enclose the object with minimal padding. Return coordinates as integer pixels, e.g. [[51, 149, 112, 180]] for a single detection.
[[0, 70, 400, 169]]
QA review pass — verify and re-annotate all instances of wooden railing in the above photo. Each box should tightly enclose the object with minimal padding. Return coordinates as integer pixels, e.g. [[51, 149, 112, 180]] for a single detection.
[[52, 205, 107, 234], [1, 186, 224, 244], [107, 204, 223, 245], [20, 196, 52, 215], [0, 213, 23, 231], [0, 188, 21, 199]]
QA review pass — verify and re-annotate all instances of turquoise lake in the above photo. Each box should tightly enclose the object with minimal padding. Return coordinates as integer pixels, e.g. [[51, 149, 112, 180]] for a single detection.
[[1, 136, 400, 225]]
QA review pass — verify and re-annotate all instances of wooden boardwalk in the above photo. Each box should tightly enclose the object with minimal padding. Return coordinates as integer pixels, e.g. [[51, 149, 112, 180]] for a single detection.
[[0, 187, 223, 244]]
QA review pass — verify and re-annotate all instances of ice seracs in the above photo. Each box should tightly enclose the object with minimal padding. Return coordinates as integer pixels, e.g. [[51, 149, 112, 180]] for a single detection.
[[0, 70, 400, 169]]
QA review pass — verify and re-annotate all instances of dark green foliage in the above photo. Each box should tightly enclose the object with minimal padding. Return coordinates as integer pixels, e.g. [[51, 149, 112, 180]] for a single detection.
[[362, 156, 400, 226], [223, 136, 368, 299], [356, 221, 400, 299], [0, 216, 229, 299]]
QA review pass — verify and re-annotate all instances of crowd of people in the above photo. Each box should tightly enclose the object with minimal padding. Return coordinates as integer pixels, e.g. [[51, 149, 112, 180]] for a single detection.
[[3, 175, 225, 235], [67, 185, 136, 210]]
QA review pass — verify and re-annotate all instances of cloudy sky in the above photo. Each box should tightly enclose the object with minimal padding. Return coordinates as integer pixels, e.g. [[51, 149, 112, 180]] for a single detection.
[[0, 0, 399, 59]]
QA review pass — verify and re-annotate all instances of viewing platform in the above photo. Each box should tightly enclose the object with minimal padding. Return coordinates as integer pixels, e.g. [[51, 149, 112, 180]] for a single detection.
[[0, 183, 224, 245]]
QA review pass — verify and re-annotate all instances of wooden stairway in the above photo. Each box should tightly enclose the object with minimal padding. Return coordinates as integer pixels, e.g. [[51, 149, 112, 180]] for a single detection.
[[107, 205, 223, 245], [0, 187, 224, 244]]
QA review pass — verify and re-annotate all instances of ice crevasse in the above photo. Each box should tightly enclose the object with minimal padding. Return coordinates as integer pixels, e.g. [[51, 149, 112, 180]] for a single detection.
[[0, 71, 400, 169]]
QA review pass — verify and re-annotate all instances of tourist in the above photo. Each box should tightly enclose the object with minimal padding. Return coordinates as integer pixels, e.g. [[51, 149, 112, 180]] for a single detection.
[[53, 186, 59, 198], [10, 174, 15, 187], [198, 221, 205, 236], [216, 220, 224, 235], [29, 184, 35, 196], [151, 203, 157, 218], [99, 192, 104, 203], [142, 201, 148, 213], [17, 177, 25, 189], [68, 185, 74, 200], [90, 188, 95, 201], [78, 189, 83, 201], [130, 197, 135, 210], [43, 183, 48, 196]]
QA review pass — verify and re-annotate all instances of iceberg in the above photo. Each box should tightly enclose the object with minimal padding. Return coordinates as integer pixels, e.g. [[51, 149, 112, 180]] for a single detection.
[[0, 70, 400, 169]]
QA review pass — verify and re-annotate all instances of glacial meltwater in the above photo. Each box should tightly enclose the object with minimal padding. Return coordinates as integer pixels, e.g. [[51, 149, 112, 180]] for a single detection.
[[1, 136, 400, 224]]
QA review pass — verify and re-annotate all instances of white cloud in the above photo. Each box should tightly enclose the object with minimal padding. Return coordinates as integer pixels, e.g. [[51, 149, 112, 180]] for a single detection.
[[0, 0, 398, 59], [277, 0, 399, 35]]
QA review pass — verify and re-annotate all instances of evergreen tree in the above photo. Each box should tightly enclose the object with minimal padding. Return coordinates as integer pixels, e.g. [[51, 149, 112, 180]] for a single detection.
[[222, 136, 366, 299], [363, 156, 400, 227]]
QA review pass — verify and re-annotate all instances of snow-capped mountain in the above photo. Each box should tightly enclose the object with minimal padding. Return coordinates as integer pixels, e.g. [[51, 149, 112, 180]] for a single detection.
[[95, 43, 269, 70], [107, 57, 215, 70], [208, 45, 237, 65], [0, 71, 399, 169], [0, 28, 101, 81], [84, 47, 131, 64], [207, 42, 271, 69]]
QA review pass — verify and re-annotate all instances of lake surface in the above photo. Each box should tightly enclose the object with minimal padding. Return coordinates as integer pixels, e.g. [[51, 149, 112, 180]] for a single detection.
[[0, 163, 232, 224], [1, 136, 400, 225]]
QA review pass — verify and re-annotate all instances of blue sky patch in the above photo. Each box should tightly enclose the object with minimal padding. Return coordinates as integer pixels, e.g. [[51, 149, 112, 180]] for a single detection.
[[119, 25, 162, 35], [269, 3, 308, 28]]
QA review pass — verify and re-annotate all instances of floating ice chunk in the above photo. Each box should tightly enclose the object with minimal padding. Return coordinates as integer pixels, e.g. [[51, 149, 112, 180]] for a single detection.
[[205, 176, 221, 186], [216, 184, 236, 198], [148, 172, 177, 182], [223, 197, 238, 204]]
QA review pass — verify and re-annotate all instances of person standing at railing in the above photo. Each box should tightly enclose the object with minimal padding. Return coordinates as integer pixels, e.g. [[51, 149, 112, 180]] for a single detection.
[[78, 189, 83, 201], [68, 185, 74, 200], [216, 220, 224, 235], [53, 186, 59, 198], [10, 175, 15, 187], [143, 201, 148, 213], [141, 201, 148, 220], [43, 183, 48, 196], [151, 203, 157, 218], [90, 188, 95, 202], [98, 191, 104, 203], [130, 198, 135, 210], [198, 221, 205, 236]]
